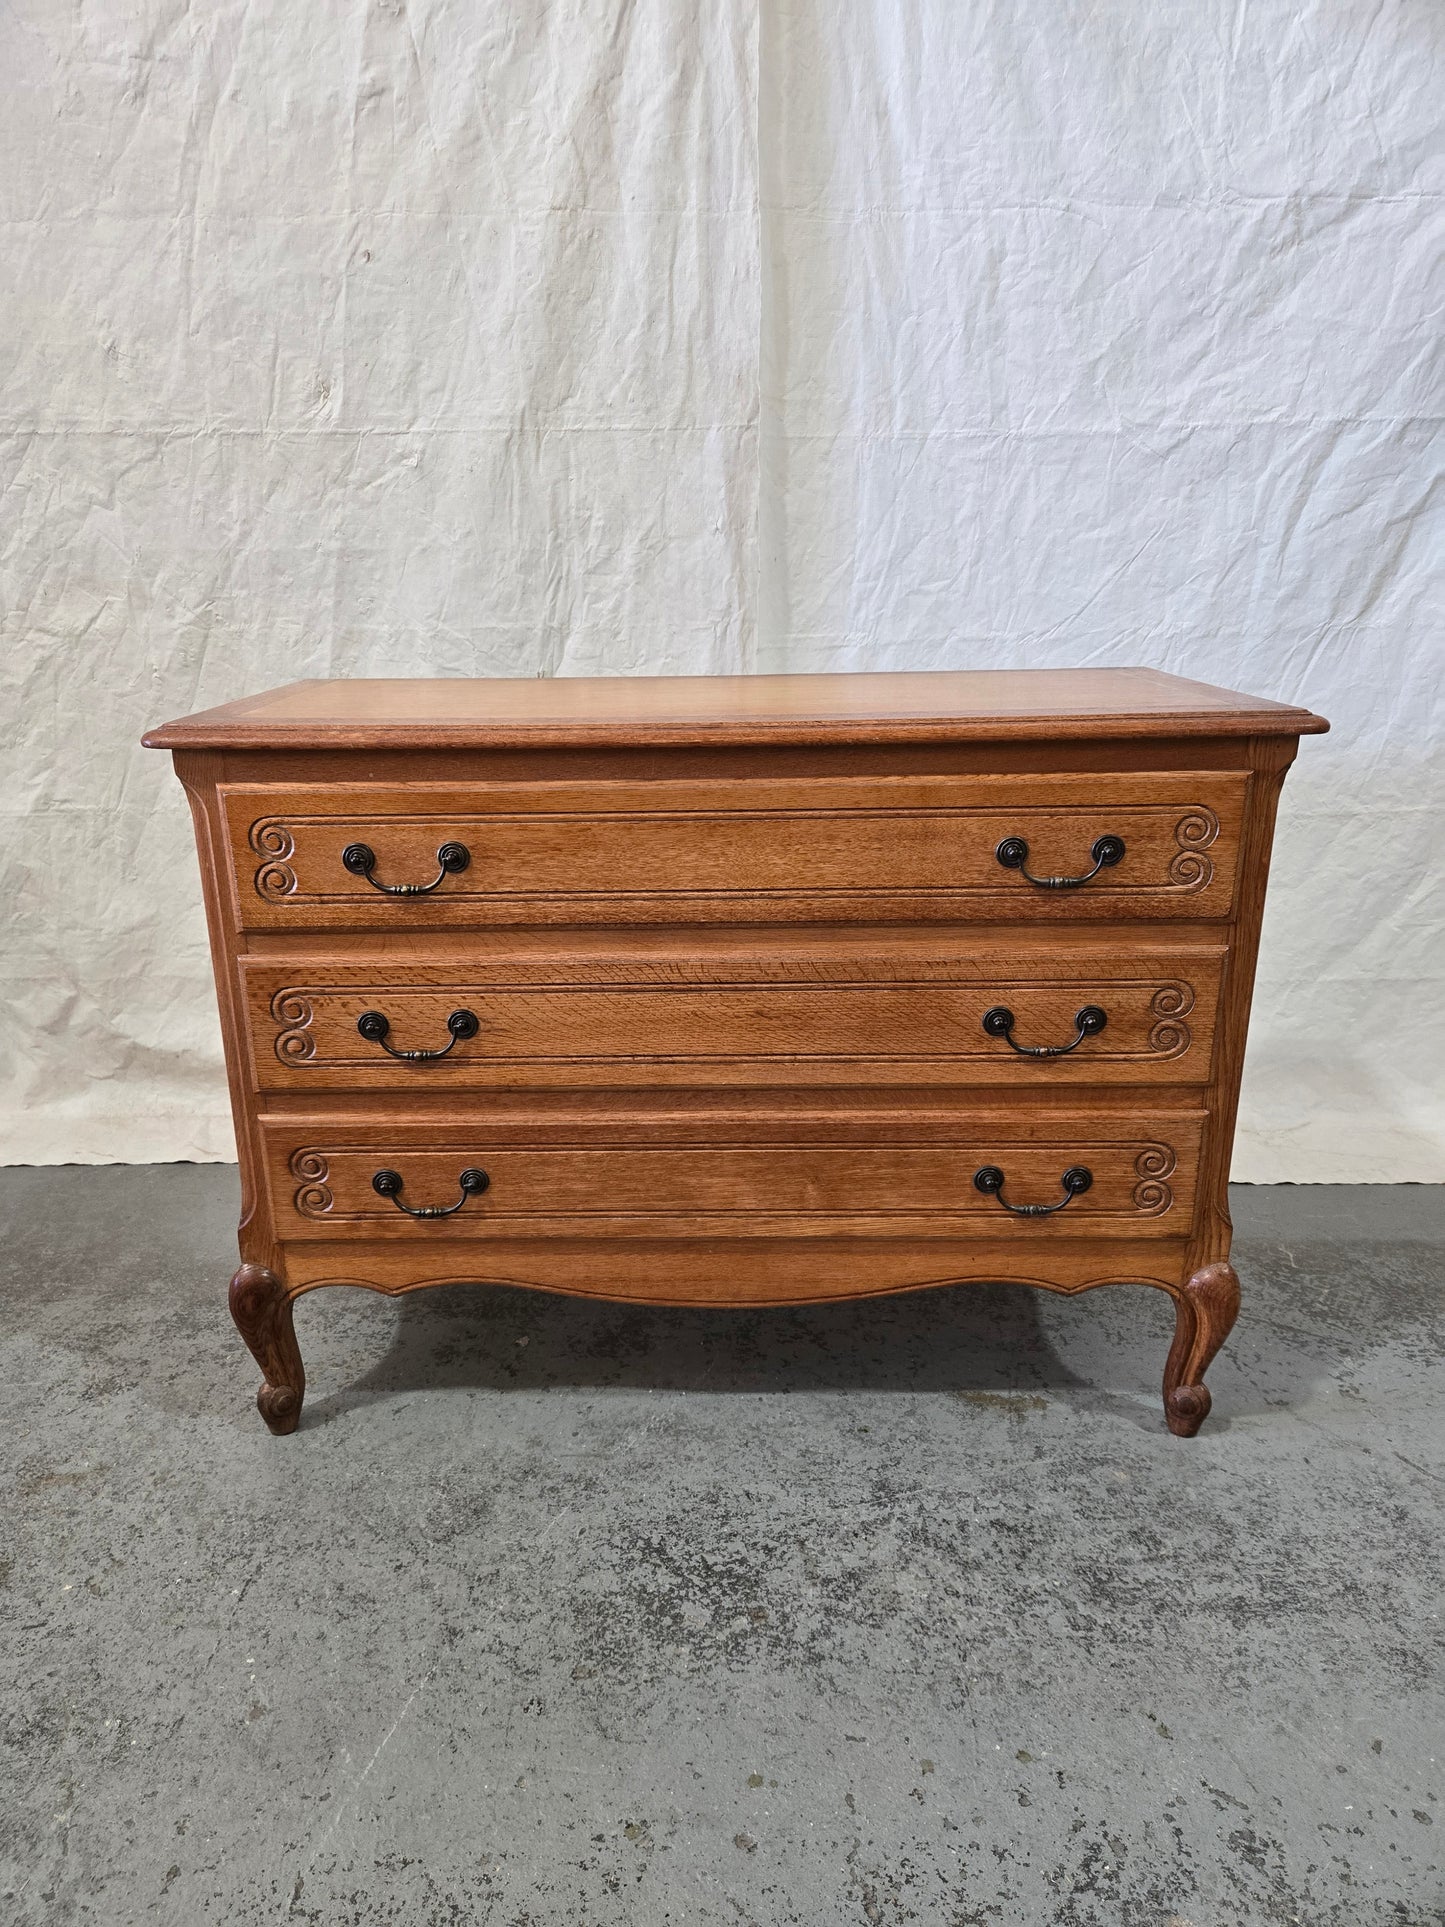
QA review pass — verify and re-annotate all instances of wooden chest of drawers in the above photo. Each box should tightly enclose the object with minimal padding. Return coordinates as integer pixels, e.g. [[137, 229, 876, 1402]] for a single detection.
[[145, 668, 1326, 1437]]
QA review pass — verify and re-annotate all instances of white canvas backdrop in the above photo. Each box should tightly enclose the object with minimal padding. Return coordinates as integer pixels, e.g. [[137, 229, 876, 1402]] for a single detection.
[[1, 0, 1441, 1178]]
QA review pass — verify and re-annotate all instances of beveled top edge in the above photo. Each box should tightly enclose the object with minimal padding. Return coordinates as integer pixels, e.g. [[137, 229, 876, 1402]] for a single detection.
[[143, 668, 1330, 750]]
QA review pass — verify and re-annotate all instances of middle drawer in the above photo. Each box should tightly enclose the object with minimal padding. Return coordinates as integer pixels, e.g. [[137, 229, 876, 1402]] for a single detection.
[[240, 938, 1224, 1091]]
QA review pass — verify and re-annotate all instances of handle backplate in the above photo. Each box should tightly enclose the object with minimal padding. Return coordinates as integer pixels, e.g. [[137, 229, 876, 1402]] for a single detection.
[[356, 1009, 480, 1062], [371, 1167, 490, 1219], [995, 834, 1125, 890], [973, 1164, 1093, 1217], [981, 1005, 1108, 1058], [343, 841, 471, 897]]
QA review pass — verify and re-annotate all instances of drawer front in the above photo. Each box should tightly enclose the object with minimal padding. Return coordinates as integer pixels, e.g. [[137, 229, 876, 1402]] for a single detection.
[[262, 1115, 1203, 1241], [222, 773, 1247, 928], [241, 945, 1223, 1090]]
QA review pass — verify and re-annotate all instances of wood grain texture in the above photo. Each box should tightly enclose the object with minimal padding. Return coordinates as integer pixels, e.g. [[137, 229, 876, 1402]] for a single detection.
[[276, 1237, 1192, 1305], [143, 667, 1329, 751], [147, 670, 1325, 1435], [176, 754, 267, 1257], [228, 1263, 304, 1434], [238, 942, 1222, 1091], [1163, 1260, 1242, 1437], [219, 771, 1247, 929], [258, 1112, 1204, 1242], [1185, 736, 1299, 1276]]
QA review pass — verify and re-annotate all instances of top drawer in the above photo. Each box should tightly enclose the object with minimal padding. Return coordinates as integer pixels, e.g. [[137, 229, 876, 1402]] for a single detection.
[[221, 772, 1247, 930]]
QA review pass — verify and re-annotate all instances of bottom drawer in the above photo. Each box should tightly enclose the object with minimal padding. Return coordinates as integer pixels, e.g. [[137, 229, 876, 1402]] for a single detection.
[[262, 1114, 1203, 1242]]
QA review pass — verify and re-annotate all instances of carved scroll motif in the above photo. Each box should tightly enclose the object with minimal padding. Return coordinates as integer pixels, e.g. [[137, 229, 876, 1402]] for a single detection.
[[270, 989, 316, 1062], [289, 1148, 333, 1217], [1146, 981, 1195, 1057], [1131, 1143, 1177, 1215], [1167, 808, 1219, 890], [249, 819, 298, 898]]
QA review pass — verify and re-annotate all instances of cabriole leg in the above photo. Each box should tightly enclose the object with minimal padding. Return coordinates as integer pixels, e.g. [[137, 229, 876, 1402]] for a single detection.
[[228, 1263, 305, 1435], [1163, 1261, 1241, 1437]]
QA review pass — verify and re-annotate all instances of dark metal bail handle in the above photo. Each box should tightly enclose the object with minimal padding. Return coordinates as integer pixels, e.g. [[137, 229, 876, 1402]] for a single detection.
[[973, 1165, 1093, 1217], [995, 834, 1125, 890], [356, 1009, 480, 1062], [342, 841, 471, 896], [371, 1167, 490, 1218], [981, 1005, 1108, 1058]]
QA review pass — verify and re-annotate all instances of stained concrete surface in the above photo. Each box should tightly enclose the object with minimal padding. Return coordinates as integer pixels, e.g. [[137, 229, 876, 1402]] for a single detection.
[[1, 1169, 1442, 1927]]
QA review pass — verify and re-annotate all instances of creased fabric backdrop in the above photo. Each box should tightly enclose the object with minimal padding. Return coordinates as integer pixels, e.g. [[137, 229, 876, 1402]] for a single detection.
[[1, 0, 1441, 1178]]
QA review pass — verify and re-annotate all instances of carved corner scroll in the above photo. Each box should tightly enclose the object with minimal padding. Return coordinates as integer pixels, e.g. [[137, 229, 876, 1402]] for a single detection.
[[250, 819, 298, 898], [1131, 1144, 1177, 1216], [1167, 808, 1219, 890], [1146, 982, 1195, 1057], [290, 1148, 333, 1217], [270, 989, 316, 1063]]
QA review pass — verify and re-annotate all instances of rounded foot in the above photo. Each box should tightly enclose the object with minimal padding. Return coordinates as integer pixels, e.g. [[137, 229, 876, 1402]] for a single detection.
[[1165, 1383, 1212, 1438], [256, 1381, 302, 1436]]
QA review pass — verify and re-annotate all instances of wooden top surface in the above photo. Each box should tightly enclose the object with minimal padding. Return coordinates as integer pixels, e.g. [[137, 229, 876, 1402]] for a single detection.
[[143, 668, 1328, 751]]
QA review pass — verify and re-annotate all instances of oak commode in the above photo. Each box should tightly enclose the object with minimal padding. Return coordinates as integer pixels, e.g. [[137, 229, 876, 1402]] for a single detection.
[[144, 668, 1327, 1437]]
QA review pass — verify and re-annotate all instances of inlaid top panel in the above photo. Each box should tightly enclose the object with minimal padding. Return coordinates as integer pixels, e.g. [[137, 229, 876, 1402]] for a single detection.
[[144, 668, 1328, 751]]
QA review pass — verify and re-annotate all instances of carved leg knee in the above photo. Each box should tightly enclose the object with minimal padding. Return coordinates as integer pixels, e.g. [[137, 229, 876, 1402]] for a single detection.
[[228, 1264, 305, 1435], [1163, 1261, 1240, 1437]]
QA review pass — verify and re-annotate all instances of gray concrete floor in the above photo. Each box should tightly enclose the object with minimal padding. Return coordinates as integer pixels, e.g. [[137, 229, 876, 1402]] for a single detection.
[[1, 1170, 1442, 1926]]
